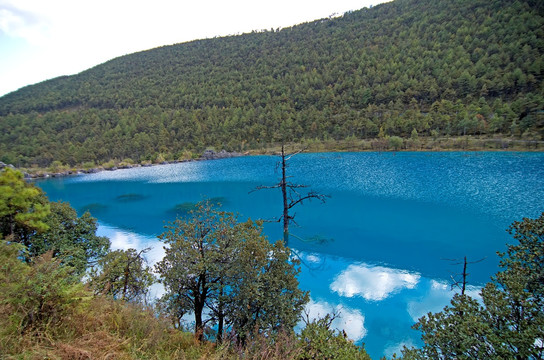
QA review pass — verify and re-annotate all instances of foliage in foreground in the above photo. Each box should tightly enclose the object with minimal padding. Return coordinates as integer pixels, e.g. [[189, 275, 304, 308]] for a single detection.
[[401, 212, 544, 359], [0, 240, 217, 359], [0, 167, 110, 274], [0, 238, 371, 359]]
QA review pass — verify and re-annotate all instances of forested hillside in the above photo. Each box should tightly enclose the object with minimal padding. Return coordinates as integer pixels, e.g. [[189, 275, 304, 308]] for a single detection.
[[0, 0, 542, 167]]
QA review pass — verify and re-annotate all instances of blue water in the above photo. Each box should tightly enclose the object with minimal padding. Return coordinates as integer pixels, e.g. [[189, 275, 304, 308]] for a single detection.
[[35, 152, 544, 358]]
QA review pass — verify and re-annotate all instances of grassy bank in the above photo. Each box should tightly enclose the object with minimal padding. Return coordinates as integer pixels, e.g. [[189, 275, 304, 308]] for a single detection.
[[11, 135, 544, 178], [248, 135, 544, 155]]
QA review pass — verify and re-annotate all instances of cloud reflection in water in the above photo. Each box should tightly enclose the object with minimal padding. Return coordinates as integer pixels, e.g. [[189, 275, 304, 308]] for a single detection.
[[303, 299, 367, 342], [331, 263, 420, 301]]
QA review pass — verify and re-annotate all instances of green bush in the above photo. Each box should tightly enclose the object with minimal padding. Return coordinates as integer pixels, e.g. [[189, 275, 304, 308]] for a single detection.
[[0, 241, 87, 353], [298, 314, 371, 360], [388, 136, 404, 151]]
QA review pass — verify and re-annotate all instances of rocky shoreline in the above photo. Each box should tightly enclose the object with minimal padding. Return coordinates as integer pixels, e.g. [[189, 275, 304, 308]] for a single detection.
[[1, 150, 245, 180]]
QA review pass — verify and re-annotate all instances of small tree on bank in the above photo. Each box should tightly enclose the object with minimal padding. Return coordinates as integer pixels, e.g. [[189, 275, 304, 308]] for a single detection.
[[89, 248, 155, 302], [155, 201, 308, 343]]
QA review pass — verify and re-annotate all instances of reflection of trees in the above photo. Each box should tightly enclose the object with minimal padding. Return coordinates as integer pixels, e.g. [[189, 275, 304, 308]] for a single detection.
[[288, 233, 333, 271]]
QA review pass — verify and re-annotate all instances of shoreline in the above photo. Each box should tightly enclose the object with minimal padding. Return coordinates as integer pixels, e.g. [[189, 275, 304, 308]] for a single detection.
[[12, 149, 246, 180], [7, 136, 544, 180]]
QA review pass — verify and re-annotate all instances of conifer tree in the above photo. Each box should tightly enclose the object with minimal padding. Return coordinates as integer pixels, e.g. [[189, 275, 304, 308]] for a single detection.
[[402, 213, 544, 359]]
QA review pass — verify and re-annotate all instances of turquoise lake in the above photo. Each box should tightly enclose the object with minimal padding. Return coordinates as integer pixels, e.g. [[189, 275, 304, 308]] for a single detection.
[[35, 152, 544, 359]]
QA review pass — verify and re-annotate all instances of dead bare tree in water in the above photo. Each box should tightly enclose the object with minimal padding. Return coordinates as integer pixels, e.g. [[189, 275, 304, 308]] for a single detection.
[[252, 144, 329, 245], [446, 256, 486, 295]]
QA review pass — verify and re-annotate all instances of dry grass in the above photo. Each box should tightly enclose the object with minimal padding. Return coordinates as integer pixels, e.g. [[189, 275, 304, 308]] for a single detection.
[[1, 294, 226, 360], [1, 295, 315, 359]]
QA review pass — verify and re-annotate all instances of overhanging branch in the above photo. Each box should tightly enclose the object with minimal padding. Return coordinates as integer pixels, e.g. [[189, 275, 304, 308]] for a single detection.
[[288, 192, 330, 210]]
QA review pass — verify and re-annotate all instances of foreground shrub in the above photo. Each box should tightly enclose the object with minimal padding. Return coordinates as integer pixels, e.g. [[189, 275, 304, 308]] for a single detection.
[[298, 314, 371, 360], [0, 241, 86, 354], [0, 240, 221, 359]]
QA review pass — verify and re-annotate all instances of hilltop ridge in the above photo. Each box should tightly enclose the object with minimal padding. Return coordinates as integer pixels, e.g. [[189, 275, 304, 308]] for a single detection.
[[0, 0, 542, 167]]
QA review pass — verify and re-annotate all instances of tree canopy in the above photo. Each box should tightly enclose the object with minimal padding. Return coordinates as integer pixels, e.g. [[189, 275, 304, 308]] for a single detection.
[[0, 168, 110, 275], [31, 201, 110, 274], [89, 248, 155, 302], [0, 168, 50, 242], [155, 201, 309, 343], [0, 0, 542, 167]]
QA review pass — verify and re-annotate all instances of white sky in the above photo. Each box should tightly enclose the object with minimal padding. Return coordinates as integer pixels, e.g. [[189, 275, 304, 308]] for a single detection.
[[0, 0, 387, 97]]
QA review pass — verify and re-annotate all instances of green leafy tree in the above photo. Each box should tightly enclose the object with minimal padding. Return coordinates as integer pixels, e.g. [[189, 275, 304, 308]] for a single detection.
[[156, 201, 237, 340], [155, 201, 308, 343], [30, 201, 110, 274], [224, 219, 309, 345], [89, 248, 155, 302], [402, 213, 544, 359], [410, 128, 419, 141], [0, 169, 108, 273], [478, 213, 544, 359], [0, 168, 50, 243], [389, 136, 404, 151]]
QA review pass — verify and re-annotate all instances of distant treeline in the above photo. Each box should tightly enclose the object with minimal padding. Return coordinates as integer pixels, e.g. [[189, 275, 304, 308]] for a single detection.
[[0, 0, 542, 166]]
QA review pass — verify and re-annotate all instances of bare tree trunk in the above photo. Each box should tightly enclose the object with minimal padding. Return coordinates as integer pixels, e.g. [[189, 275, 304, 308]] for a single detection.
[[195, 300, 204, 341], [194, 275, 206, 342], [281, 145, 289, 244], [252, 144, 329, 246], [461, 256, 467, 296], [217, 286, 224, 344], [122, 263, 130, 301]]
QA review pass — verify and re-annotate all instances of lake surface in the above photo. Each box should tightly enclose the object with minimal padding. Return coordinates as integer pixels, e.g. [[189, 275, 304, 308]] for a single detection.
[[36, 152, 544, 359]]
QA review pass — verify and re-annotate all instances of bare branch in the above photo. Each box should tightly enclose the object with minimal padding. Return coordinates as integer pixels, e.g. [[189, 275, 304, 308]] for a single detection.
[[442, 257, 486, 265], [262, 217, 282, 224], [284, 149, 306, 161], [288, 192, 330, 210], [249, 184, 281, 194], [285, 183, 308, 189], [289, 214, 300, 228], [283, 144, 308, 161]]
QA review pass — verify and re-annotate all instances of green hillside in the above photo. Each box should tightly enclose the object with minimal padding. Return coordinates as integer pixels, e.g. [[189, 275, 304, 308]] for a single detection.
[[0, 0, 543, 167]]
